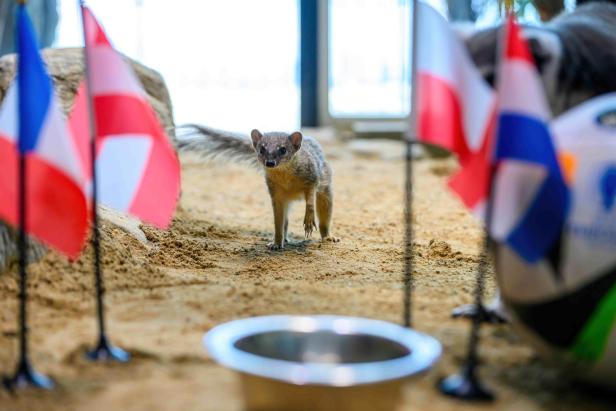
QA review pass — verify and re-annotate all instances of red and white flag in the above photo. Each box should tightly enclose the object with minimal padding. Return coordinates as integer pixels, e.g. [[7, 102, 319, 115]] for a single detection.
[[415, 2, 496, 217], [70, 5, 180, 228]]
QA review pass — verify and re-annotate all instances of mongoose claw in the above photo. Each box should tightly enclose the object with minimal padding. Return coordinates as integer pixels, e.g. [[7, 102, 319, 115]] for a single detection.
[[267, 242, 284, 251], [304, 225, 316, 237], [304, 216, 316, 238]]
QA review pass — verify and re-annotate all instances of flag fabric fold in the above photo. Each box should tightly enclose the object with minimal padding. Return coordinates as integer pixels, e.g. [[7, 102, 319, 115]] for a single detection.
[[415, 2, 496, 217], [491, 16, 570, 263], [70, 6, 180, 229], [0, 6, 88, 257]]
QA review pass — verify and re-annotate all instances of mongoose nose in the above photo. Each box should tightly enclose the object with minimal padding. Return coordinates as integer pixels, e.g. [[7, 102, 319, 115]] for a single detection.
[[265, 160, 276, 168]]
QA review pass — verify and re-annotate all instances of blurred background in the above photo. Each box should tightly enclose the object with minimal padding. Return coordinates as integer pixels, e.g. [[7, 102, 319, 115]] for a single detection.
[[0, 0, 577, 133]]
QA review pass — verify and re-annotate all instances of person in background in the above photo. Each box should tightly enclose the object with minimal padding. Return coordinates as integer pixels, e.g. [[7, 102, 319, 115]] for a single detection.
[[533, 0, 616, 21], [533, 0, 565, 21], [0, 0, 58, 56]]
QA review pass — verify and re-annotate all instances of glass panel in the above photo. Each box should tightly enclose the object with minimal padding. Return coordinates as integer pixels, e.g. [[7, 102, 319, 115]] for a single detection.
[[328, 0, 411, 118], [326, 0, 575, 120], [55, 0, 300, 133]]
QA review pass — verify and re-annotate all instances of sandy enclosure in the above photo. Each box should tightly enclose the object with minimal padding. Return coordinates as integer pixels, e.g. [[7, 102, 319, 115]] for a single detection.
[[0, 134, 613, 411]]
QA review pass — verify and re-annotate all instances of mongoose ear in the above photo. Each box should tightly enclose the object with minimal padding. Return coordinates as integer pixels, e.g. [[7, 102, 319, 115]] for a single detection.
[[251, 129, 263, 148], [289, 131, 302, 150]]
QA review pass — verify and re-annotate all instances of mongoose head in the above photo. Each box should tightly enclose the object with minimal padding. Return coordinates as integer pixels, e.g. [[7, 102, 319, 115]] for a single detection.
[[250, 129, 302, 168]]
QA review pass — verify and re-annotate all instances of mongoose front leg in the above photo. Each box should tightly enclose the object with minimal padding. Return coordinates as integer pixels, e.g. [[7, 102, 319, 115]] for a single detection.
[[304, 188, 317, 238], [268, 198, 287, 250], [316, 186, 338, 242]]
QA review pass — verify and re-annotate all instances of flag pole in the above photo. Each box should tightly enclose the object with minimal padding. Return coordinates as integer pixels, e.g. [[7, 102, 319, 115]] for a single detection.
[[79, 0, 129, 363], [438, 178, 496, 400], [403, 0, 419, 328], [4, 0, 54, 390], [438, 6, 515, 401]]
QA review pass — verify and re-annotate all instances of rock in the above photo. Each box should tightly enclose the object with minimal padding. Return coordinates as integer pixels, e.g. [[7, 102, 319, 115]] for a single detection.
[[0, 47, 175, 272], [428, 239, 454, 258], [98, 206, 149, 246], [0, 225, 46, 273], [0, 47, 175, 139]]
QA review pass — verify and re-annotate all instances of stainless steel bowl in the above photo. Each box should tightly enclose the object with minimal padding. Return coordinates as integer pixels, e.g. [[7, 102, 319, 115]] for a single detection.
[[204, 315, 442, 411]]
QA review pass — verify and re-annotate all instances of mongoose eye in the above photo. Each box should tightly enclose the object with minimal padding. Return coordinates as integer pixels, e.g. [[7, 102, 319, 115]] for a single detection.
[[278, 147, 287, 155], [260, 146, 266, 155]]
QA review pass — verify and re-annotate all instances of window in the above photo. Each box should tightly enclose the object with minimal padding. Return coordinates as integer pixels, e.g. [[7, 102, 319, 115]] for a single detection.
[[327, 0, 411, 118], [55, 0, 301, 133]]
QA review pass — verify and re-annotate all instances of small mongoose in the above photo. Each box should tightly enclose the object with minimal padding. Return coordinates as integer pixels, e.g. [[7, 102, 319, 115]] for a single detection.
[[177, 125, 338, 250]]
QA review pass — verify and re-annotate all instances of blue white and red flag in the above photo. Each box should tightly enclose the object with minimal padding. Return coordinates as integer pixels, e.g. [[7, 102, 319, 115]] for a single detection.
[[0, 5, 88, 257], [491, 16, 570, 263]]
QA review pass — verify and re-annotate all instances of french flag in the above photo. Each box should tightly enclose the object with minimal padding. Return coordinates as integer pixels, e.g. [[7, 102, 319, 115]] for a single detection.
[[0, 6, 88, 258], [69, 5, 180, 229], [491, 16, 570, 263], [416, 2, 496, 217]]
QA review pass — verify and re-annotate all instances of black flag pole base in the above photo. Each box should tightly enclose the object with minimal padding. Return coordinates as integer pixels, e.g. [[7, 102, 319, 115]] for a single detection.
[[438, 362, 494, 401], [85, 335, 130, 362], [3, 358, 54, 391], [451, 303, 508, 324]]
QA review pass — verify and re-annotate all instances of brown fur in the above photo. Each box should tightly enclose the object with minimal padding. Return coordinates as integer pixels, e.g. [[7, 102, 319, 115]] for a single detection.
[[177, 125, 337, 250]]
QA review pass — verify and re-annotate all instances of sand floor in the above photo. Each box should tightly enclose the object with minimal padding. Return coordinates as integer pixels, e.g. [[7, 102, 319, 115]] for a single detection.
[[0, 136, 613, 411]]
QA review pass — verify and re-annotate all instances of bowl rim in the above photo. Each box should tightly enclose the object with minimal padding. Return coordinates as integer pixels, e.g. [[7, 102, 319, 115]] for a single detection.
[[203, 314, 442, 387]]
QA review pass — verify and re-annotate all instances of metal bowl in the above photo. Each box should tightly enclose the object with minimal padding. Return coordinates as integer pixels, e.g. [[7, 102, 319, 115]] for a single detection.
[[204, 315, 442, 411]]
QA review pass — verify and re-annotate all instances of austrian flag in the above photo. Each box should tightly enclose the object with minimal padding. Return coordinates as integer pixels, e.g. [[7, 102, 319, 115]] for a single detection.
[[70, 6, 180, 228], [415, 2, 496, 218]]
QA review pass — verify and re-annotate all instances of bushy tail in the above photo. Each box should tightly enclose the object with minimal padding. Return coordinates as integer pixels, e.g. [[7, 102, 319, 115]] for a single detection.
[[175, 124, 258, 166]]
